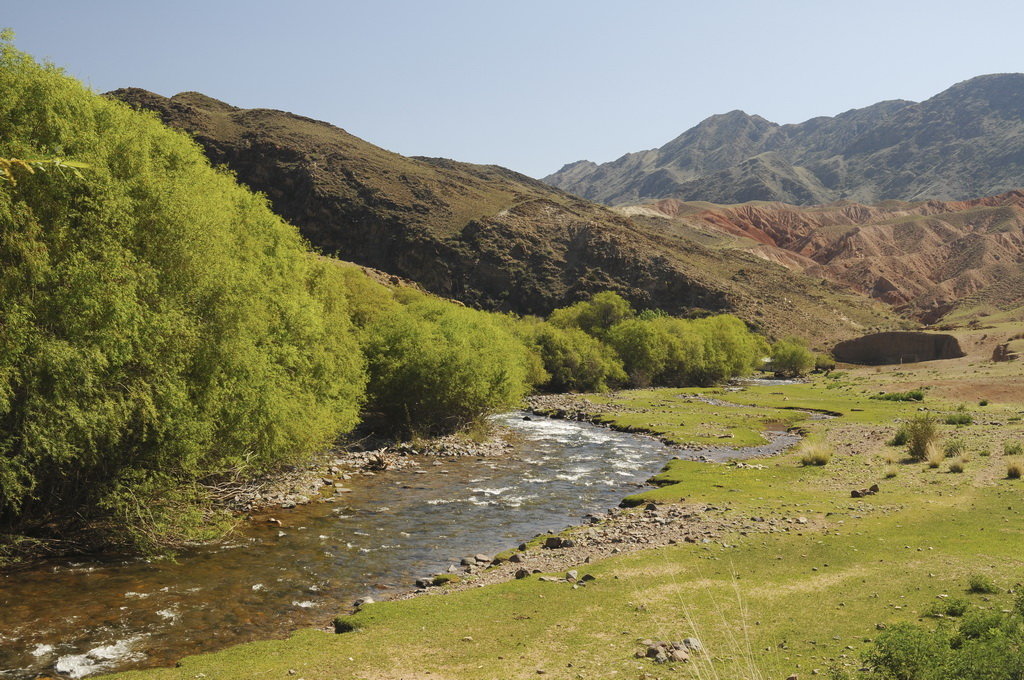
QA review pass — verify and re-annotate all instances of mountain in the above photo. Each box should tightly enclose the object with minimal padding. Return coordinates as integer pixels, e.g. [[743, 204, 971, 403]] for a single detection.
[[106, 88, 900, 345], [625, 191, 1024, 324], [544, 74, 1024, 206]]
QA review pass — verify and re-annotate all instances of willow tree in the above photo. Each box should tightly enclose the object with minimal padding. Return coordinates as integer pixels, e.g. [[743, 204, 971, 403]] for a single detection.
[[0, 38, 365, 548]]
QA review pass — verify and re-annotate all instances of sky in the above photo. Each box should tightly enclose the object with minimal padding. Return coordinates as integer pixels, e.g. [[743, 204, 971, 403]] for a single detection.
[[7, 0, 1024, 178]]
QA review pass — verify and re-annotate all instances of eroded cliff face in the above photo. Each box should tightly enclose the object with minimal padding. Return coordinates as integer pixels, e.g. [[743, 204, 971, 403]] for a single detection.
[[636, 192, 1024, 323], [833, 332, 965, 365], [106, 88, 900, 344]]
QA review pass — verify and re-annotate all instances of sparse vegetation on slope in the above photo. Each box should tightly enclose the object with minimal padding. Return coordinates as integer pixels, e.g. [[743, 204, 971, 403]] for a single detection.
[[107, 88, 901, 346]]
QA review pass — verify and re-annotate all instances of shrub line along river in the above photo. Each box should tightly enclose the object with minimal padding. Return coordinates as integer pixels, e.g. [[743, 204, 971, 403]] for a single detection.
[[0, 410, 800, 679]]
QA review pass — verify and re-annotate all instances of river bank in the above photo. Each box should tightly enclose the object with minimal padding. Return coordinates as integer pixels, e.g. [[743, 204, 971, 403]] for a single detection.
[[94, 360, 1024, 680], [0, 424, 520, 569], [2, 412, 685, 679]]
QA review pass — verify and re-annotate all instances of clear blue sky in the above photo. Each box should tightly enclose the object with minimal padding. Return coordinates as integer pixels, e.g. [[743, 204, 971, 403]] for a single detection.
[[8, 0, 1024, 178]]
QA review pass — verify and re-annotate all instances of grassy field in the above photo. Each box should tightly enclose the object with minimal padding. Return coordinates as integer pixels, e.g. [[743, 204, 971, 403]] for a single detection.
[[108, 352, 1024, 680]]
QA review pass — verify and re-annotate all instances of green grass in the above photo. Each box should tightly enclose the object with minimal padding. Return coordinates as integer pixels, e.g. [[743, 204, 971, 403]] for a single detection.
[[106, 471, 1024, 680], [103, 372, 1024, 680]]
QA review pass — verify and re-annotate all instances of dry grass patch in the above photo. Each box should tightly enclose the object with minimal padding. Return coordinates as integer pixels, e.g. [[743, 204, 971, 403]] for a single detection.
[[799, 442, 832, 466]]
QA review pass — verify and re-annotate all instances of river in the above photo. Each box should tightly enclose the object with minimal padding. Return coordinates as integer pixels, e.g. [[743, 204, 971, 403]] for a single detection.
[[0, 413, 688, 679]]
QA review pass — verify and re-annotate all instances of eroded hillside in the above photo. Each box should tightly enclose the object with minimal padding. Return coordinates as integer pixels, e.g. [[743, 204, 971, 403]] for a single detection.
[[629, 192, 1024, 323]]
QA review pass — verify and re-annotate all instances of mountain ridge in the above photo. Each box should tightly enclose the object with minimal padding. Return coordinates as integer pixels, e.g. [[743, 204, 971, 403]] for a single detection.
[[107, 87, 901, 345], [544, 74, 1024, 206]]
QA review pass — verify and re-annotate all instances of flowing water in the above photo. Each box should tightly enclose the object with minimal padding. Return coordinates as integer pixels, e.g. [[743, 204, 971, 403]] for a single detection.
[[0, 411, 798, 679]]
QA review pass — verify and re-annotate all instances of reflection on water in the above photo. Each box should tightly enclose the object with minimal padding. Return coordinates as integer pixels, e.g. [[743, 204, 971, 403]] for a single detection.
[[1, 413, 679, 679]]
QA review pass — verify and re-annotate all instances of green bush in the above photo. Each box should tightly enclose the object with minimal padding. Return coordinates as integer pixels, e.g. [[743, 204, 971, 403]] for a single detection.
[[548, 291, 634, 339], [544, 293, 767, 390], [873, 389, 925, 402], [905, 414, 940, 461], [888, 424, 911, 447], [361, 294, 531, 436], [944, 410, 973, 426], [525, 321, 626, 393], [0, 40, 366, 548], [1008, 462, 1023, 479], [944, 439, 966, 457], [856, 606, 1024, 680], [769, 337, 816, 378], [690, 315, 769, 385], [925, 597, 970, 618], [605, 318, 672, 387], [799, 442, 832, 466], [815, 353, 837, 372], [1004, 442, 1023, 456], [967, 574, 999, 594]]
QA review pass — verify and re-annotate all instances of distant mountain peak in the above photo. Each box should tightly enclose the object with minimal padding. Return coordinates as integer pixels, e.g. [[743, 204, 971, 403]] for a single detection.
[[543, 74, 1024, 206]]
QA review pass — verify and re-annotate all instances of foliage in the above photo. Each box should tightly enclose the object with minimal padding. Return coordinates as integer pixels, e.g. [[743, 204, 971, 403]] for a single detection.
[[1004, 441, 1023, 456], [360, 293, 531, 436], [925, 597, 969, 618], [0, 156, 91, 185], [943, 439, 966, 457], [523, 321, 626, 393], [0, 40, 367, 546], [605, 318, 673, 387], [889, 424, 911, 447], [967, 575, 999, 594], [858, 606, 1024, 680], [904, 415, 940, 461], [548, 291, 634, 339], [873, 390, 925, 402], [1008, 462, 1023, 479], [944, 407, 973, 426], [815, 353, 837, 372], [770, 337, 816, 378], [539, 293, 767, 391]]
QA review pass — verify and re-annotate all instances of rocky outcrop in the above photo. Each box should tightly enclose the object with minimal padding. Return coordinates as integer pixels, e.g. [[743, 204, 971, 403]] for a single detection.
[[992, 342, 1021, 362], [545, 74, 1024, 206], [833, 332, 965, 365]]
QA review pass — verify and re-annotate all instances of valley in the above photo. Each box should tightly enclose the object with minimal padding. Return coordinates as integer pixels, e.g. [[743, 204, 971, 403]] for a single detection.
[[94, 331, 1024, 680], [2, 17, 1024, 680]]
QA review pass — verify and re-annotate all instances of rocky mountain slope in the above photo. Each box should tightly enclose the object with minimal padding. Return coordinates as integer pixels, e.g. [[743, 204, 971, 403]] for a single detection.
[[627, 192, 1024, 323], [107, 89, 900, 344], [545, 74, 1024, 206]]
